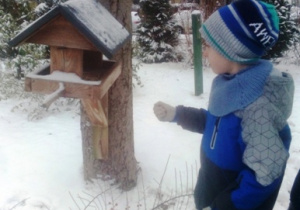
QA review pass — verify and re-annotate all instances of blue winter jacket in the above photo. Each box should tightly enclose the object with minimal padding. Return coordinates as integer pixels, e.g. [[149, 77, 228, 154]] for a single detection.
[[174, 60, 294, 210]]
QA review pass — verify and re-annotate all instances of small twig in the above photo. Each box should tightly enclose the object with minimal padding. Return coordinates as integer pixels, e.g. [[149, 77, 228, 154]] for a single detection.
[[153, 155, 171, 208], [175, 168, 178, 196], [141, 172, 147, 210], [82, 191, 101, 209], [95, 182, 106, 210], [9, 197, 30, 210], [180, 171, 183, 195], [191, 164, 194, 191], [78, 195, 91, 205], [186, 162, 189, 193], [185, 195, 191, 210], [69, 192, 81, 210], [179, 171, 184, 209], [83, 187, 116, 210], [151, 194, 193, 210]]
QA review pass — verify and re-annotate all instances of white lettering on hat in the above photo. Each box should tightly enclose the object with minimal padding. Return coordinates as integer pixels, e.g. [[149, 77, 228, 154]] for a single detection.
[[249, 23, 276, 48], [250, 23, 264, 33]]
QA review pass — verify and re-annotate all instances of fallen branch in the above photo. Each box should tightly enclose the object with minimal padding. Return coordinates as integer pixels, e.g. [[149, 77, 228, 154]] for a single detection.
[[151, 193, 194, 210], [9, 197, 30, 210]]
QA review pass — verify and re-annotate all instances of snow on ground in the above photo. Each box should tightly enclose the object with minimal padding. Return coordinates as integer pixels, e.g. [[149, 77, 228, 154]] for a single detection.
[[0, 60, 299, 209]]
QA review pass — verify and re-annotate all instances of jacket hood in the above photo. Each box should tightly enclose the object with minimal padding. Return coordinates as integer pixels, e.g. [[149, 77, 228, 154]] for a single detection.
[[263, 68, 294, 130]]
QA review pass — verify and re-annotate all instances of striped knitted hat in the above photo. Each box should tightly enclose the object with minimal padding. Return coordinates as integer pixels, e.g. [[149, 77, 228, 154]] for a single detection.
[[200, 0, 279, 64]]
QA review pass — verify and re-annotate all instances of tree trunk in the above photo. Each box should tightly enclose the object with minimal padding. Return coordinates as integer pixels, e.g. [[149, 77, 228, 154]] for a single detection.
[[81, 0, 137, 190]]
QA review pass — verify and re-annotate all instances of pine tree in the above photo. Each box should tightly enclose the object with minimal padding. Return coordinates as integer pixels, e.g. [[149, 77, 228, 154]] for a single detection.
[[0, 0, 49, 79], [262, 0, 300, 59], [136, 0, 180, 63], [0, 0, 35, 20], [0, 5, 18, 59], [34, 0, 67, 16], [0, 0, 36, 59]]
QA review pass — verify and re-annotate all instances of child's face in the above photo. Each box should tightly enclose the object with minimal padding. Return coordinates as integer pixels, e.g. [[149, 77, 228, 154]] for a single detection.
[[203, 44, 243, 75]]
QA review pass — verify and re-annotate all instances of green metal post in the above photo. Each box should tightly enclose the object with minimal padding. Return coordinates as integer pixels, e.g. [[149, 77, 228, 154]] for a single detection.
[[192, 12, 203, 96]]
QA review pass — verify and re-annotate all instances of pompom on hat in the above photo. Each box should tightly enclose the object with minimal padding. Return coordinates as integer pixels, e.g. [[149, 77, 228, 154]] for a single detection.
[[200, 0, 279, 64]]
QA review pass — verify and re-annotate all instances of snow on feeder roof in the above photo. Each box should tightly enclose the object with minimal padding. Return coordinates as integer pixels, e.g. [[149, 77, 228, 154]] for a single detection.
[[9, 0, 131, 59]]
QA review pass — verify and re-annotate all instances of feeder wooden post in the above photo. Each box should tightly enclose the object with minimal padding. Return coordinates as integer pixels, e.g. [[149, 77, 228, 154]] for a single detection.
[[81, 94, 109, 159]]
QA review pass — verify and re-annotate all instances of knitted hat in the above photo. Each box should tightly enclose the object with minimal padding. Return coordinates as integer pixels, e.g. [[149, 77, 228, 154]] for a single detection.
[[200, 0, 279, 64]]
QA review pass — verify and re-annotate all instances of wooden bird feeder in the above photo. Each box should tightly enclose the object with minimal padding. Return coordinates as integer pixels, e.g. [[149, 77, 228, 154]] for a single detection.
[[9, 0, 131, 160]]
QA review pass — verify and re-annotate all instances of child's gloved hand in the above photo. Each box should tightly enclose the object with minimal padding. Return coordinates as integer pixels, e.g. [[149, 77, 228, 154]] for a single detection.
[[153, 101, 176, 122], [203, 207, 212, 210]]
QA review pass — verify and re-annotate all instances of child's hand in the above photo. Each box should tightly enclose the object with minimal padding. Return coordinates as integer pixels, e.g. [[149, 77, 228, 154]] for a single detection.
[[153, 101, 176, 122]]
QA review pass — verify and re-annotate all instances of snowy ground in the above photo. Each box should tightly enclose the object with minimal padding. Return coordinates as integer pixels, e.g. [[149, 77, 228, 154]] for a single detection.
[[0, 59, 299, 209]]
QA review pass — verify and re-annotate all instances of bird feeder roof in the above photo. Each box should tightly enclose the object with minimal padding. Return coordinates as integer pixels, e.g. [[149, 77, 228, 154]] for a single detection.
[[9, 0, 131, 59]]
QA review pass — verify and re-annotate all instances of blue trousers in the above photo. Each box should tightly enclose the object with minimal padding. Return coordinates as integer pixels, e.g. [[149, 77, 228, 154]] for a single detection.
[[289, 170, 300, 210]]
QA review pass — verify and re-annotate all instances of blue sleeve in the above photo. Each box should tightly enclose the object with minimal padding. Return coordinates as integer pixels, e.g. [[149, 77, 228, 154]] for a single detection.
[[175, 106, 207, 133]]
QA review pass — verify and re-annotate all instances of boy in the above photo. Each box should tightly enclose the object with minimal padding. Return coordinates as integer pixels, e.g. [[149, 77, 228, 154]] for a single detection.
[[153, 0, 294, 209]]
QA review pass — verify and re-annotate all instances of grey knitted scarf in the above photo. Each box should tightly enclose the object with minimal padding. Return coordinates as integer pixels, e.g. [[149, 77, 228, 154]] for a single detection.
[[208, 59, 272, 117]]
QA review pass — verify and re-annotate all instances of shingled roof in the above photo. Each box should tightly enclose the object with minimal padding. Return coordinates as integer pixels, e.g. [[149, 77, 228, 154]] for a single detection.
[[9, 0, 131, 59]]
